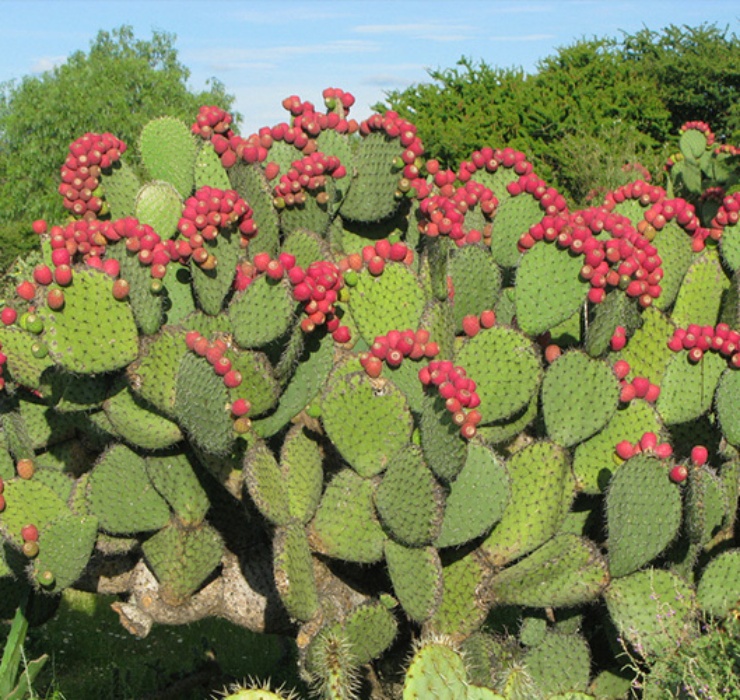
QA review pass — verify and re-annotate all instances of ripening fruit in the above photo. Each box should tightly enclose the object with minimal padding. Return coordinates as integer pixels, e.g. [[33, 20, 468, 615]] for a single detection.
[[16, 458, 35, 479], [46, 289, 65, 310], [1, 307, 18, 325], [112, 279, 130, 300], [691, 445, 708, 466], [21, 524, 39, 542], [669, 464, 689, 483], [462, 315, 481, 338]]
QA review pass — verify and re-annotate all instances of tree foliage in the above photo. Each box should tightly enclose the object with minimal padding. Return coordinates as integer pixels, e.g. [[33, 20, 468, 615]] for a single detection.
[[380, 23, 740, 204], [0, 25, 236, 225]]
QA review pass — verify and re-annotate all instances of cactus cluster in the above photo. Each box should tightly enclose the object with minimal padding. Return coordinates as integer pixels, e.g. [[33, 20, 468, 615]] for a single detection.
[[0, 91, 739, 699]]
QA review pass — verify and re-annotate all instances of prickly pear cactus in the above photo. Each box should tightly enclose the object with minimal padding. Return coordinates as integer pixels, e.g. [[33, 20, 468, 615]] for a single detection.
[[0, 92, 738, 699]]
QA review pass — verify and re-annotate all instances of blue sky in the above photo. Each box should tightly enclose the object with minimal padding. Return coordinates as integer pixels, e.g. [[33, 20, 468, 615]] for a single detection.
[[2, 1, 739, 134]]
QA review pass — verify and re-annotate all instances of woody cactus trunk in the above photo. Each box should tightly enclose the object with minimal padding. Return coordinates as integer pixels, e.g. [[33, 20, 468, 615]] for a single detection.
[[0, 90, 739, 699]]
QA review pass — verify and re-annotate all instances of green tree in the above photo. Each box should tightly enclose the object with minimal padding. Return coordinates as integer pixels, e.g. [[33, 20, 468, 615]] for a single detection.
[[0, 25, 236, 227]]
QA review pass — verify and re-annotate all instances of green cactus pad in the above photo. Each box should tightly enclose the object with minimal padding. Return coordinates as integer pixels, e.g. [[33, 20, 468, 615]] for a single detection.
[[228, 161, 280, 258], [651, 222, 694, 311], [339, 132, 403, 223], [0, 326, 54, 390], [0, 401, 35, 461], [685, 465, 727, 547], [588, 669, 634, 700], [229, 277, 295, 349], [273, 519, 319, 622], [604, 568, 697, 658], [101, 159, 141, 219], [606, 454, 682, 578], [491, 196, 543, 268], [33, 513, 98, 591], [105, 243, 164, 336], [134, 180, 183, 240], [489, 534, 609, 608], [88, 444, 171, 534], [321, 370, 413, 478], [146, 452, 209, 526], [475, 394, 538, 446], [524, 632, 591, 696], [19, 398, 75, 451], [481, 440, 573, 567], [128, 326, 186, 416], [449, 246, 502, 332], [542, 351, 619, 447], [679, 128, 708, 159], [308, 468, 386, 563], [317, 129, 353, 203], [374, 444, 445, 546], [104, 380, 183, 450], [384, 541, 442, 623], [139, 116, 196, 198], [52, 372, 110, 412], [515, 241, 588, 336], [402, 639, 470, 700], [435, 442, 510, 548], [455, 326, 541, 424], [281, 228, 331, 268], [349, 264, 427, 344], [419, 393, 468, 482], [719, 223, 740, 272], [243, 440, 290, 526], [226, 347, 279, 417], [161, 263, 197, 326], [142, 520, 223, 605], [39, 268, 139, 374], [584, 290, 640, 359], [303, 629, 359, 700], [194, 142, 231, 190], [617, 306, 675, 386], [426, 550, 490, 638], [0, 478, 69, 547], [671, 249, 730, 328], [697, 549, 740, 618], [280, 425, 324, 525], [420, 298, 456, 361], [715, 368, 740, 446], [190, 230, 241, 315], [280, 194, 333, 238], [174, 351, 233, 456], [32, 466, 74, 502], [573, 400, 663, 493], [384, 360, 427, 416], [252, 331, 334, 438], [656, 348, 726, 425]]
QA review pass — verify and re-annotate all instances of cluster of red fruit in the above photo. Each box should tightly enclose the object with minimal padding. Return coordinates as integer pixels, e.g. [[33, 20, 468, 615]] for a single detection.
[[192, 105, 271, 168], [457, 146, 534, 182], [59, 132, 126, 219], [185, 331, 243, 387], [644, 198, 715, 253], [669, 445, 709, 484], [191, 105, 233, 139], [680, 121, 715, 146], [615, 431, 673, 461], [505, 172, 568, 218], [359, 328, 440, 378], [712, 191, 740, 229], [461, 310, 496, 338], [287, 89, 358, 135], [176, 186, 256, 269], [418, 179, 498, 247], [667, 323, 740, 368], [612, 358, 661, 404], [715, 144, 740, 157], [272, 152, 347, 209], [418, 360, 482, 439]]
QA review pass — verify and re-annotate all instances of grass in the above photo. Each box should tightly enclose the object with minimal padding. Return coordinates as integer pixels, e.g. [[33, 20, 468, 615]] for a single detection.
[[2, 589, 307, 700]]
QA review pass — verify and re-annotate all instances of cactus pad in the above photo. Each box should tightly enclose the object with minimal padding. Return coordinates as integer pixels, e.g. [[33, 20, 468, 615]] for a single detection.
[[138, 116, 196, 198], [384, 541, 442, 623], [229, 277, 295, 348], [696, 549, 740, 618], [273, 520, 319, 621]]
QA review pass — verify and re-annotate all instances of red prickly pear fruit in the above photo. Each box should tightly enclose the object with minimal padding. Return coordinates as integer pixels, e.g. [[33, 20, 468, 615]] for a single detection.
[[54, 265, 73, 286], [213, 356, 232, 376], [615, 440, 635, 460], [445, 397, 462, 413], [619, 383, 637, 403], [451, 411, 467, 426], [112, 279, 130, 300], [292, 283, 311, 302], [193, 337, 210, 357], [424, 342, 440, 358], [46, 289, 65, 310], [205, 345, 224, 365], [364, 355, 383, 378], [691, 445, 708, 466], [22, 541, 39, 558], [644, 383, 660, 403], [223, 370, 243, 388], [439, 382, 456, 400], [1, 307, 18, 325], [667, 335, 684, 352], [418, 366, 432, 385], [266, 259, 285, 280], [21, 524, 39, 542], [0, 494, 5, 512], [688, 347, 704, 363], [288, 266, 306, 285], [278, 252, 296, 270], [16, 280, 36, 301], [375, 239, 392, 259], [466, 409, 482, 426], [332, 326, 351, 344], [33, 265, 53, 286], [253, 252, 271, 272], [460, 422, 477, 440], [480, 309, 496, 328], [639, 432, 658, 452], [32, 219, 47, 235], [613, 360, 630, 380], [231, 398, 251, 417], [185, 331, 201, 350], [367, 256, 385, 276], [632, 377, 650, 398], [610, 331, 626, 351], [655, 443, 673, 459], [103, 258, 121, 277], [588, 287, 606, 304], [264, 162, 280, 180], [669, 464, 688, 483], [389, 242, 408, 262], [16, 458, 35, 480], [544, 344, 562, 364], [462, 315, 481, 337]]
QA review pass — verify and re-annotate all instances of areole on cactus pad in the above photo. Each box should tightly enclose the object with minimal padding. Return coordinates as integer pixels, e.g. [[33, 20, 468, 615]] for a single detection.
[[0, 90, 738, 699]]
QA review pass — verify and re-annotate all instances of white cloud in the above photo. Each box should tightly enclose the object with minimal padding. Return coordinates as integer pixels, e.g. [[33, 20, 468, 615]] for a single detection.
[[30, 55, 67, 73]]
